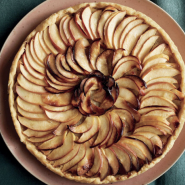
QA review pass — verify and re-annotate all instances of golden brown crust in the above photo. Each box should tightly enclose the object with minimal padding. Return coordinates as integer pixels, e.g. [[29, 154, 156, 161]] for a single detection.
[[8, 2, 185, 184]]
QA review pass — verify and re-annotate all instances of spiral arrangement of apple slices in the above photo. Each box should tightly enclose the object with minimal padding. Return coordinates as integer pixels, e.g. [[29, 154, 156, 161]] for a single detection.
[[15, 4, 184, 182]]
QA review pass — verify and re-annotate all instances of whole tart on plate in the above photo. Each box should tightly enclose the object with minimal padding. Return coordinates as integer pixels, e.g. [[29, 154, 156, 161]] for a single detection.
[[8, 2, 185, 184]]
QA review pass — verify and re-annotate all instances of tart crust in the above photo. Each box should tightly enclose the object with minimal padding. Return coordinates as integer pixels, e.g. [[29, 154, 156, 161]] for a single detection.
[[8, 2, 185, 184]]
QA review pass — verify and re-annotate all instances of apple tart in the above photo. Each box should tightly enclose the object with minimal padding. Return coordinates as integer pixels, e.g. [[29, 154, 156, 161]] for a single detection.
[[8, 2, 185, 184]]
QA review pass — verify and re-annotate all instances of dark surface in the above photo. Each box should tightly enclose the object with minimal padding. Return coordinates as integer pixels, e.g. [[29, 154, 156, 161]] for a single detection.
[[0, 0, 185, 185]]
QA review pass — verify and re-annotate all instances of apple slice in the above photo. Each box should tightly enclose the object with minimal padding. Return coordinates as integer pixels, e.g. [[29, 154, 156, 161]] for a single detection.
[[120, 19, 144, 48], [167, 115, 180, 132], [99, 149, 109, 181], [69, 17, 86, 41], [89, 39, 101, 70], [137, 35, 159, 62], [122, 24, 149, 56], [147, 77, 179, 88], [20, 65, 46, 86], [17, 73, 47, 94], [133, 132, 163, 149], [91, 114, 110, 147], [139, 116, 170, 126], [97, 10, 113, 41], [43, 27, 58, 55], [23, 129, 52, 137], [25, 44, 45, 75], [141, 66, 180, 83], [86, 147, 102, 177], [42, 91, 72, 106], [45, 108, 80, 122], [102, 148, 119, 175], [143, 43, 167, 63], [118, 137, 152, 162], [113, 56, 139, 75], [17, 106, 47, 120], [34, 32, 47, 62], [141, 89, 179, 101], [69, 116, 94, 134], [41, 104, 72, 112], [90, 10, 102, 38], [77, 116, 100, 143], [66, 47, 84, 74], [132, 28, 157, 56], [59, 15, 69, 46], [140, 96, 178, 110], [53, 114, 83, 136], [117, 87, 139, 109], [129, 135, 154, 153], [38, 31, 51, 54], [171, 89, 184, 100], [96, 50, 114, 75], [144, 109, 175, 118], [47, 131, 74, 160], [60, 53, 71, 71], [53, 143, 80, 167], [63, 16, 75, 46], [110, 144, 131, 173], [105, 11, 126, 48], [17, 96, 43, 113], [114, 98, 141, 122], [48, 24, 67, 53], [81, 6, 94, 40], [30, 39, 44, 67], [74, 38, 92, 72], [112, 49, 125, 67], [18, 116, 60, 131], [27, 134, 54, 143], [106, 125, 117, 147], [38, 133, 67, 150], [22, 54, 44, 80], [77, 144, 94, 176], [113, 16, 137, 49], [16, 85, 44, 105]]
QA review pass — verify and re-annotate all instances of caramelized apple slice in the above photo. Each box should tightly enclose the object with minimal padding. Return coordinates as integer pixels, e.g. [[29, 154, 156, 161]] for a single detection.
[[77, 116, 100, 143], [118, 137, 152, 162], [140, 115, 170, 125], [77, 144, 94, 176], [47, 131, 74, 160], [16, 85, 44, 105], [45, 108, 80, 122], [143, 43, 167, 63], [27, 134, 54, 143], [81, 6, 94, 40], [120, 19, 144, 48], [112, 60, 140, 80], [38, 134, 67, 150], [53, 143, 80, 167], [112, 49, 125, 67], [102, 148, 119, 175], [122, 24, 149, 56], [110, 144, 131, 173], [18, 106, 47, 120], [134, 125, 166, 135], [140, 96, 178, 110], [18, 116, 60, 131], [74, 38, 92, 72], [132, 28, 157, 56], [43, 27, 58, 55], [89, 39, 101, 70], [133, 132, 163, 149], [48, 24, 67, 53], [17, 96, 43, 113], [42, 92, 72, 106], [86, 147, 102, 177], [69, 17, 86, 41], [144, 109, 175, 118], [106, 125, 117, 147], [69, 116, 94, 134], [23, 129, 52, 137], [41, 104, 72, 112], [171, 89, 184, 100], [113, 16, 137, 49], [90, 10, 102, 38], [92, 114, 110, 147], [137, 35, 159, 61]]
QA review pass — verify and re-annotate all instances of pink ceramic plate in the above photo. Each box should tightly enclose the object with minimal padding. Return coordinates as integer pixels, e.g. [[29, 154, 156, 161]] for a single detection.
[[0, 0, 185, 184]]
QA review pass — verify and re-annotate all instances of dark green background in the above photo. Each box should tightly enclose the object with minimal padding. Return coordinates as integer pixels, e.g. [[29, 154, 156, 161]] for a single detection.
[[0, 0, 185, 184]]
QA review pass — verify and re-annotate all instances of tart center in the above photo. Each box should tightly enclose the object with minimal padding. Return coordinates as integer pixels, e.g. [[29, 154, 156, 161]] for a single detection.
[[72, 71, 119, 116]]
